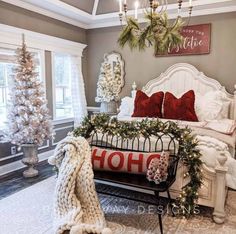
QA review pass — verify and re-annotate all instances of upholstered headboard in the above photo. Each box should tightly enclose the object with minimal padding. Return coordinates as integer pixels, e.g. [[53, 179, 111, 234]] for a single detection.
[[136, 63, 236, 120]]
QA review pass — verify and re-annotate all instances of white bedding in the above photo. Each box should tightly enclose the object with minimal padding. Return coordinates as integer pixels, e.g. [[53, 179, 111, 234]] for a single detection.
[[196, 135, 236, 189], [103, 116, 236, 189]]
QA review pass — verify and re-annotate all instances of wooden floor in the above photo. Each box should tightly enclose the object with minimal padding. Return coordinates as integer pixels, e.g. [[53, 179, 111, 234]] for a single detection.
[[0, 161, 55, 199]]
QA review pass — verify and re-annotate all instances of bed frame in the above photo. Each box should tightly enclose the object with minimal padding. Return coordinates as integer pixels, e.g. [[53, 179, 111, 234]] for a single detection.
[[129, 63, 236, 223]]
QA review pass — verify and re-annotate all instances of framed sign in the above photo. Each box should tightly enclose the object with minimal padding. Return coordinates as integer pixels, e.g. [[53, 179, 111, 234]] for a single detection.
[[157, 23, 211, 56]]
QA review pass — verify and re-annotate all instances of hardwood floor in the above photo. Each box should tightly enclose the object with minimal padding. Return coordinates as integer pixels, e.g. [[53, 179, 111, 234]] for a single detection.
[[0, 161, 168, 206], [0, 161, 55, 199]]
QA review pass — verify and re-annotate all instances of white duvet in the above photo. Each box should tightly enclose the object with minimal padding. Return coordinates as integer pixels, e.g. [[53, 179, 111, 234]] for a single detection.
[[196, 135, 236, 189], [114, 116, 236, 189]]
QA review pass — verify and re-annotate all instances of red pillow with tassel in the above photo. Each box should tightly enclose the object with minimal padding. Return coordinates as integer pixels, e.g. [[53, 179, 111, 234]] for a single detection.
[[132, 90, 164, 118], [163, 90, 198, 122]]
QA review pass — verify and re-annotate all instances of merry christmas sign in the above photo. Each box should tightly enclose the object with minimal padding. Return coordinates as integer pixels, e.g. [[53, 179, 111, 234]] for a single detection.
[[157, 23, 211, 56]]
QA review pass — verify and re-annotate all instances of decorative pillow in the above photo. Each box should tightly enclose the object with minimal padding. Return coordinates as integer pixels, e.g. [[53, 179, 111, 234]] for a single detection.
[[132, 90, 164, 118], [91, 146, 162, 174], [118, 96, 135, 117], [195, 91, 231, 121], [146, 151, 169, 184], [163, 90, 198, 122]]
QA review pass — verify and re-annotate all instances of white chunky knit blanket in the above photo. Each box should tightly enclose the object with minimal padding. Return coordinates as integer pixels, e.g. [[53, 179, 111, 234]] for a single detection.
[[48, 136, 112, 234]]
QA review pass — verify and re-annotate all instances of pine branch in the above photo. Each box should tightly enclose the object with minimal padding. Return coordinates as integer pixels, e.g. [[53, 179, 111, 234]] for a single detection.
[[117, 17, 140, 50], [118, 12, 184, 55], [137, 25, 153, 50], [74, 114, 203, 217]]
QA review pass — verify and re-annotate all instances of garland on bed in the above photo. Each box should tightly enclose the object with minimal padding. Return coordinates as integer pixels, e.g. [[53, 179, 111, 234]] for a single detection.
[[73, 114, 203, 217]]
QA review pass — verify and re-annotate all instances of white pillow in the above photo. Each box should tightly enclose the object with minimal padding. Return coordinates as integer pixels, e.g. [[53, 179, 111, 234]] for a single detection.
[[118, 96, 135, 117], [195, 91, 231, 121]]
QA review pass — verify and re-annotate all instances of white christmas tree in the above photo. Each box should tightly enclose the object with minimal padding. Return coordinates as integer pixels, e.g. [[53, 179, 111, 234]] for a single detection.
[[95, 62, 120, 103], [112, 61, 122, 95], [7, 35, 53, 146]]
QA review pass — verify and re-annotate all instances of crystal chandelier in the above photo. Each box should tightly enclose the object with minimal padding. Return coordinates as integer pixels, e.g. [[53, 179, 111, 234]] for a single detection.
[[117, 0, 193, 55]]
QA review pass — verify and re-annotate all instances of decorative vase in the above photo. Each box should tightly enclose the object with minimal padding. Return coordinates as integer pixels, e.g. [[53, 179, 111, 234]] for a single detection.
[[100, 101, 117, 114], [21, 144, 39, 178]]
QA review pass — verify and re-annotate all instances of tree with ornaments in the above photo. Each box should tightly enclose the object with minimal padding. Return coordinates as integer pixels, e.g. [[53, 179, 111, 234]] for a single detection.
[[7, 35, 53, 177], [95, 62, 120, 103]]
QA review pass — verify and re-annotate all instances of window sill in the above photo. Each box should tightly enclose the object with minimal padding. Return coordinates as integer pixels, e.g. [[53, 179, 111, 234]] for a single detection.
[[53, 117, 74, 125], [87, 106, 100, 112]]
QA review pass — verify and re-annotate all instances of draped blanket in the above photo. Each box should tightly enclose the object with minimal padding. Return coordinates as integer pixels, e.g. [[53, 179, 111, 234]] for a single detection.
[[48, 136, 111, 234]]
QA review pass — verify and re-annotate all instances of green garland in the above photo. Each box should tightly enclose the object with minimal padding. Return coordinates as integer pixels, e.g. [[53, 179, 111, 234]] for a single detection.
[[118, 12, 184, 55], [73, 114, 203, 216]]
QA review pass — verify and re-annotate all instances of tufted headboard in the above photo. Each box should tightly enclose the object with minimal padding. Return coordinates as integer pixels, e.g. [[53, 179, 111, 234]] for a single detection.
[[135, 63, 236, 120]]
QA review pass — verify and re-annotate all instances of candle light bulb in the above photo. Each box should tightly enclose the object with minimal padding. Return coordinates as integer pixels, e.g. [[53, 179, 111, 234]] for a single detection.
[[189, 0, 192, 6], [134, 1, 139, 19], [178, 8, 181, 15], [119, 0, 122, 13]]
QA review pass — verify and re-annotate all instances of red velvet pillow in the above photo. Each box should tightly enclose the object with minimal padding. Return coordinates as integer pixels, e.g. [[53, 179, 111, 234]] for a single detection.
[[163, 90, 198, 121], [132, 90, 164, 118]]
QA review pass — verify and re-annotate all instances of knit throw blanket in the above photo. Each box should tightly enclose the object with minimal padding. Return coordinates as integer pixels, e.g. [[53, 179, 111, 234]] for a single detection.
[[48, 136, 112, 234]]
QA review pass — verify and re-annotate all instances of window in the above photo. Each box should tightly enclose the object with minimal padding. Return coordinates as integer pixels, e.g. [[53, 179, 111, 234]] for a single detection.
[[53, 53, 73, 120], [0, 63, 15, 127], [0, 48, 44, 128]]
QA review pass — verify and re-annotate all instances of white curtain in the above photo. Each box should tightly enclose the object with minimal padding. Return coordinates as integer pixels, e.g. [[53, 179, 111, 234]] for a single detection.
[[70, 56, 88, 127]]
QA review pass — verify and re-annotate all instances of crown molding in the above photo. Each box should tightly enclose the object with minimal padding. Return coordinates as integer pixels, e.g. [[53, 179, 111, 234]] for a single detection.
[[0, 0, 90, 29], [92, 0, 99, 16], [42, 0, 91, 19], [88, 2, 236, 29], [0, 23, 87, 56], [1, 0, 236, 29]]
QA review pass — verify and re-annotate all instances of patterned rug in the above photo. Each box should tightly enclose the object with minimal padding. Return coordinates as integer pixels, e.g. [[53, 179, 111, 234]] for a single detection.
[[0, 176, 235, 234], [97, 183, 236, 234]]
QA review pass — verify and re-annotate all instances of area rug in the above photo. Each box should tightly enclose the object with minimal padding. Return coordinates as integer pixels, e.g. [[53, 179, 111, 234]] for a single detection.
[[0, 176, 236, 234]]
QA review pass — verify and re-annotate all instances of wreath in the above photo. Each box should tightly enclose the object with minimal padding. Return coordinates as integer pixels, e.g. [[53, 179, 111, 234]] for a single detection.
[[73, 114, 203, 217]]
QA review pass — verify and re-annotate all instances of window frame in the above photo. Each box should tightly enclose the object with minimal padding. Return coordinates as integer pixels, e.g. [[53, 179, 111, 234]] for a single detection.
[[51, 52, 74, 124], [0, 63, 10, 128], [0, 44, 46, 129], [0, 43, 46, 87]]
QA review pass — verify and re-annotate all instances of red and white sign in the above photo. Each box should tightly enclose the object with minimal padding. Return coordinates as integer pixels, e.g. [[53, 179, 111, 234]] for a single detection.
[[91, 146, 161, 174], [157, 23, 211, 56]]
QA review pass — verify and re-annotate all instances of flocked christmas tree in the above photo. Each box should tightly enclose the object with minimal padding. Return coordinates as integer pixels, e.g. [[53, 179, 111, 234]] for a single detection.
[[95, 62, 121, 103], [7, 35, 53, 147]]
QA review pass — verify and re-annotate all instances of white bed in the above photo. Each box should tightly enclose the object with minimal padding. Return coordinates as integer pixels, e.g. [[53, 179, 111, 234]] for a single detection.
[[118, 63, 236, 223]]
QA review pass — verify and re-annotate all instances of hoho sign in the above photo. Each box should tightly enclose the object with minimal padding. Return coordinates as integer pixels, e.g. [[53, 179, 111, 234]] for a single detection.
[[157, 23, 211, 56]]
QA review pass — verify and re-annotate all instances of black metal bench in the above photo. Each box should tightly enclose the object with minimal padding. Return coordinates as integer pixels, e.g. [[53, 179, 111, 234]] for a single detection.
[[91, 132, 179, 234]]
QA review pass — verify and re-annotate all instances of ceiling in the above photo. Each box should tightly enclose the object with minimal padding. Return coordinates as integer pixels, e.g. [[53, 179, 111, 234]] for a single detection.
[[1, 0, 236, 29]]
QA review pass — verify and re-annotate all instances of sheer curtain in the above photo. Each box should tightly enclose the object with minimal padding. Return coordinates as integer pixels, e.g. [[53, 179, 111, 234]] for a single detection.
[[0, 48, 16, 132], [70, 56, 88, 127]]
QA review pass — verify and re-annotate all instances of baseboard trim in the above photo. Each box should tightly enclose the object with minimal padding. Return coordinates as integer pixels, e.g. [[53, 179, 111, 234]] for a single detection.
[[0, 149, 54, 177]]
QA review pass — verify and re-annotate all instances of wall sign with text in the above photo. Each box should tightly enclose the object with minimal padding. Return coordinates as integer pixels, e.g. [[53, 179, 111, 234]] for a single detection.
[[157, 23, 211, 56]]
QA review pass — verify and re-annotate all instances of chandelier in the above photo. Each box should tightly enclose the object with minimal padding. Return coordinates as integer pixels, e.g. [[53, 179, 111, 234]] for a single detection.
[[117, 0, 193, 55]]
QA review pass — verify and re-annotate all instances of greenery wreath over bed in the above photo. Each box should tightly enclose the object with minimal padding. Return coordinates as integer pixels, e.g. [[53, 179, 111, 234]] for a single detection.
[[73, 114, 203, 217]]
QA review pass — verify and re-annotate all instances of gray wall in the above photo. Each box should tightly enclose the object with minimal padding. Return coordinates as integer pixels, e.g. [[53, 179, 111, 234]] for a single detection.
[[0, 1, 86, 43], [0, 1, 87, 166], [86, 12, 236, 106], [1, 0, 236, 168]]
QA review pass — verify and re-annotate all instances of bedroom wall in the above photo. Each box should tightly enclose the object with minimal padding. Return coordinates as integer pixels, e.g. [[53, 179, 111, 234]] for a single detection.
[[86, 12, 236, 106], [1, 1, 236, 173], [0, 1, 87, 169]]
